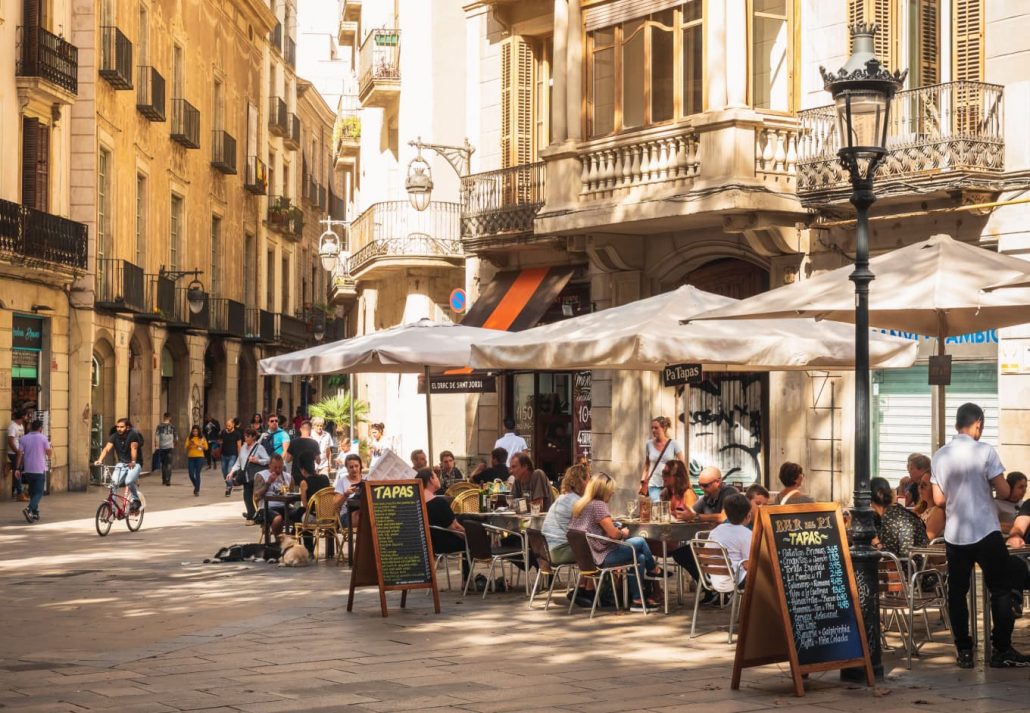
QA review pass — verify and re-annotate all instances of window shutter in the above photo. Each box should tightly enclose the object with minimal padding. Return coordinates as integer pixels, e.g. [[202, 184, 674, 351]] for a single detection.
[[918, 0, 939, 86], [36, 121, 50, 212], [953, 0, 983, 82], [500, 37, 535, 169], [22, 117, 40, 210], [501, 39, 512, 168], [848, 0, 897, 70], [23, 0, 43, 27]]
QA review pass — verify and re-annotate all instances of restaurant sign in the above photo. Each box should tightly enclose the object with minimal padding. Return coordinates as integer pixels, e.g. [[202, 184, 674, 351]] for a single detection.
[[417, 374, 496, 394], [662, 362, 703, 387], [13, 315, 44, 351]]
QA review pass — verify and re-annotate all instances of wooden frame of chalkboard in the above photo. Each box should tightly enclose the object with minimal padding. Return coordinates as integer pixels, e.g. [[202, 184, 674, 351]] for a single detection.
[[346, 479, 441, 618], [731, 503, 873, 697]]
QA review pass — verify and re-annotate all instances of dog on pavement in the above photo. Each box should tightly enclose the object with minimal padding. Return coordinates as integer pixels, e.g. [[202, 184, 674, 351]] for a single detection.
[[277, 534, 311, 567]]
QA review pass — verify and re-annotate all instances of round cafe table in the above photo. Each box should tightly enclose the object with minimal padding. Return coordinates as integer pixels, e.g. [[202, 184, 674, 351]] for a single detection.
[[614, 518, 715, 613]]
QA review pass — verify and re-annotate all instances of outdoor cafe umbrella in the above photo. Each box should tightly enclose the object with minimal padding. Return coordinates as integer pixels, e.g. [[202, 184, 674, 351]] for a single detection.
[[259, 318, 507, 464], [689, 234, 1030, 445], [468, 285, 917, 372]]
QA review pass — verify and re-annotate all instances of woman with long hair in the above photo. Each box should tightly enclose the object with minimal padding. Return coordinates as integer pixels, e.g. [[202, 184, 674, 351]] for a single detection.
[[640, 416, 684, 503], [541, 464, 591, 565], [913, 471, 946, 541], [870, 476, 928, 558], [569, 473, 662, 611], [184, 425, 208, 496], [661, 460, 697, 516]]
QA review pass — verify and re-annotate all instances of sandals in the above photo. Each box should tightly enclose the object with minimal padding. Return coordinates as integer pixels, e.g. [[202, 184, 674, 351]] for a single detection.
[[646, 567, 667, 578]]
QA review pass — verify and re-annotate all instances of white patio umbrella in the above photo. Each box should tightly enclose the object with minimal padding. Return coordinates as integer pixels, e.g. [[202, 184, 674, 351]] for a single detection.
[[689, 234, 1030, 445], [259, 318, 507, 464], [469, 285, 917, 371]]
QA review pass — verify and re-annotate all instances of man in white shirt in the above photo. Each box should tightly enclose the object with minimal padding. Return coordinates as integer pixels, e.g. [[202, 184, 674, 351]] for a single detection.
[[931, 402, 1028, 669], [310, 417, 335, 476], [494, 419, 528, 468], [705, 493, 752, 592], [7, 409, 28, 501]]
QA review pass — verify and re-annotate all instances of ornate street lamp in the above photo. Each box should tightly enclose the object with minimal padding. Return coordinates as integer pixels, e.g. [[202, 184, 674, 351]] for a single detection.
[[821, 23, 905, 681], [404, 137, 474, 211], [160, 267, 207, 314], [318, 229, 341, 273]]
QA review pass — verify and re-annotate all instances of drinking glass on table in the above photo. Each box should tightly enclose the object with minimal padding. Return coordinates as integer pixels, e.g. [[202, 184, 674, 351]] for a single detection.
[[639, 498, 652, 523], [626, 499, 638, 519], [530, 501, 541, 516]]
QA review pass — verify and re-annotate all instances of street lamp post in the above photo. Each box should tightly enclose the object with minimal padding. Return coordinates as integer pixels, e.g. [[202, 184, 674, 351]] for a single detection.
[[821, 24, 905, 681]]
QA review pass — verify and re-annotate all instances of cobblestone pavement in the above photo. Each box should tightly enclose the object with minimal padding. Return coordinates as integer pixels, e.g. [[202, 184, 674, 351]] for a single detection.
[[0, 470, 1027, 712]]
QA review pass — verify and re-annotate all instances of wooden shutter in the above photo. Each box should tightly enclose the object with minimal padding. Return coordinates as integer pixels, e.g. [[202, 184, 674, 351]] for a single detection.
[[953, 0, 983, 82], [23, 0, 44, 28], [21, 117, 49, 212], [500, 36, 535, 169], [917, 0, 939, 86], [847, 0, 898, 70]]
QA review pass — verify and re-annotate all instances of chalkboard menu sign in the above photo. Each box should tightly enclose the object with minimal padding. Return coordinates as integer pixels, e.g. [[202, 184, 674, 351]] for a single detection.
[[732, 503, 872, 697], [347, 480, 441, 617]]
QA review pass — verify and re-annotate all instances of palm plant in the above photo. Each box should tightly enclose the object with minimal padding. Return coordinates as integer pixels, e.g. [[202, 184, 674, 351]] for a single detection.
[[308, 392, 369, 438]]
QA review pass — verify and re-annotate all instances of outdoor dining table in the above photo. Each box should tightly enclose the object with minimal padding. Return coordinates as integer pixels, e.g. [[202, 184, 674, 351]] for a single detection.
[[908, 543, 1030, 657], [460, 511, 544, 595], [262, 493, 302, 546], [614, 518, 715, 614]]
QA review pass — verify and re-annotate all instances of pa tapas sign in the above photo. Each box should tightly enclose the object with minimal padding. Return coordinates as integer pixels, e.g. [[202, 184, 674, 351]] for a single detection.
[[662, 363, 703, 387]]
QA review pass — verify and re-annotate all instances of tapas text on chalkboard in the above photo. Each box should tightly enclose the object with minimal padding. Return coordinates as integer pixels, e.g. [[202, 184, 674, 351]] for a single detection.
[[732, 503, 872, 697], [347, 479, 441, 617]]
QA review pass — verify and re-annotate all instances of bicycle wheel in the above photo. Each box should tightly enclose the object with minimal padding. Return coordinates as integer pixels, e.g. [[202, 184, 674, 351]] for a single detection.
[[126, 492, 145, 532], [95, 502, 114, 536]]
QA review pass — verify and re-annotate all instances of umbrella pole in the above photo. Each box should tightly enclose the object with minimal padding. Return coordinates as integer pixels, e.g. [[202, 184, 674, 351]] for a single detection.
[[933, 328, 947, 451], [425, 365, 434, 468]]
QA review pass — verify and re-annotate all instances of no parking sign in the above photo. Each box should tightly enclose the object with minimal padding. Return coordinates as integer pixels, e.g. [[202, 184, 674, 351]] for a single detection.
[[449, 288, 467, 314]]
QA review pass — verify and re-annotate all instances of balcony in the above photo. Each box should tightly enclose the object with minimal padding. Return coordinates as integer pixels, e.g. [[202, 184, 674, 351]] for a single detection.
[[270, 22, 282, 53], [269, 97, 288, 137], [17, 25, 78, 98], [136, 66, 166, 121], [0, 198, 87, 271], [244, 156, 268, 195], [347, 201, 463, 278], [209, 298, 246, 338], [331, 272, 358, 305], [338, 20, 358, 45], [245, 308, 275, 342], [358, 29, 400, 109], [276, 313, 309, 347], [267, 195, 303, 238], [284, 113, 301, 149], [334, 112, 360, 167], [174, 287, 209, 331], [461, 162, 545, 251], [141, 273, 177, 322], [99, 27, 133, 90], [285, 38, 296, 70], [95, 258, 145, 313], [211, 130, 237, 174], [171, 98, 201, 149], [342, 0, 362, 22], [797, 81, 1004, 205]]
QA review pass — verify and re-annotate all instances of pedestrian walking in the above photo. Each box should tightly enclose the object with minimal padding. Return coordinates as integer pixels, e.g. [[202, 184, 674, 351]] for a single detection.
[[226, 427, 269, 522], [155, 413, 177, 486], [185, 426, 208, 496], [202, 415, 221, 470], [15, 419, 51, 523], [7, 408, 29, 501], [220, 418, 243, 496], [931, 402, 1029, 669]]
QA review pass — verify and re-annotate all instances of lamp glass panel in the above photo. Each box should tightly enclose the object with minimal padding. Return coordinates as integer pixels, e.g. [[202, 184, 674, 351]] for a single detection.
[[843, 90, 888, 148]]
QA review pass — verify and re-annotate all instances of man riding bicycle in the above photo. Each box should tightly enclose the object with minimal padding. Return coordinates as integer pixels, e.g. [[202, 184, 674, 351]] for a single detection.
[[94, 418, 143, 511]]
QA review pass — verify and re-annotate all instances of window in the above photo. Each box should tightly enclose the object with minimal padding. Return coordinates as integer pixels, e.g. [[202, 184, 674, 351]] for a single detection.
[[244, 233, 255, 305], [173, 44, 184, 99], [211, 216, 222, 296], [281, 253, 290, 315], [500, 36, 537, 167], [266, 248, 275, 309], [906, 0, 939, 88], [135, 174, 146, 267], [97, 148, 111, 261], [138, 5, 149, 65], [170, 194, 183, 272], [953, 0, 983, 82], [849, 0, 897, 71], [751, 0, 792, 111], [21, 118, 50, 212], [213, 79, 223, 131], [587, 2, 703, 137]]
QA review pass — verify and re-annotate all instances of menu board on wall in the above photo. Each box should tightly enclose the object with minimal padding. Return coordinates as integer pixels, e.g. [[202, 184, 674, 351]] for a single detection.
[[347, 479, 440, 617], [572, 371, 592, 461], [731, 503, 872, 697]]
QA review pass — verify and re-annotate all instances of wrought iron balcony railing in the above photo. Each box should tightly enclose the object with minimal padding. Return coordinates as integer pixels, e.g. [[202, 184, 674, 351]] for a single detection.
[[17, 25, 78, 95], [175, 287, 209, 330], [269, 97, 288, 136], [245, 308, 276, 341], [142, 273, 177, 322], [171, 98, 201, 149], [99, 26, 133, 90], [0, 198, 87, 270], [285, 113, 301, 148], [461, 162, 545, 242], [244, 156, 268, 195], [95, 258, 145, 313], [267, 195, 303, 237], [270, 22, 282, 53], [797, 81, 1004, 202], [348, 201, 462, 275], [211, 130, 237, 174], [136, 66, 165, 121], [276, 313, 309, 346], [209, 298, 246, 338], [285, 37, 296, 69], [358, 29, 401, 103]]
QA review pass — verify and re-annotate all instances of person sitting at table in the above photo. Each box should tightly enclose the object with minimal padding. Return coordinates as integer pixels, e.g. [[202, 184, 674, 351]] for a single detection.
[[772, 462, 813, 505], [470, 447, 508, 485], [286, 455, 333, 549], [661, 460, 697, 516], [334, 453, 364, 527], [410, 449, 428, 471], [995, 471, 1027, 530], [901, 453, 931, 507], [253, 455, 293, 537], [914, 470, 946, 541], [678, 467, 732, 524], [542, 464, 590, 565], [870, 477, 928, 559], [510, 452, 554, 512], [745, 484, 769, 529], [569, 473, 663, 612], [705, 493, 754, 592], [1009, 499, 1030, 547], [434, 450, 464, 490], [417, 469, 469, 581]]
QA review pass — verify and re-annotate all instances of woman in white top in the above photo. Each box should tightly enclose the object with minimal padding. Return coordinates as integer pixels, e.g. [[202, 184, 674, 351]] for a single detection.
[[639, 416, 684, 503], [367, 422, 391, 471], [995, 471, 1026, 529], [541, 464, 590, 564]]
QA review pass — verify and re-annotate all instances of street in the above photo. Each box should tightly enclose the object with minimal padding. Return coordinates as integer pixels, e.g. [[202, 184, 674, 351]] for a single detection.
[[0, 471, 1027, 713]]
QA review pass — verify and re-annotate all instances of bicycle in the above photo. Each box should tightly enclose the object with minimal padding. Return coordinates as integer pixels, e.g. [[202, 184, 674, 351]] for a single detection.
[[94, 465, 146, 536]]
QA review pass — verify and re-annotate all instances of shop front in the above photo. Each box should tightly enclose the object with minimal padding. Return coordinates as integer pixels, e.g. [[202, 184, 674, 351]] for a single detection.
[[11, 314, 48, 417]]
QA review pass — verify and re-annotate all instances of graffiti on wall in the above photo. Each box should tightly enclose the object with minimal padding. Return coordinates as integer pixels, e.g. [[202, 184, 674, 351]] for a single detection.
[[685, 374, 763, 486]]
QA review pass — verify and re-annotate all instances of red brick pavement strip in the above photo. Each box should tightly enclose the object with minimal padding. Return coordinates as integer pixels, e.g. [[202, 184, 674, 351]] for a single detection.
[[0, 473, 1028, 711]]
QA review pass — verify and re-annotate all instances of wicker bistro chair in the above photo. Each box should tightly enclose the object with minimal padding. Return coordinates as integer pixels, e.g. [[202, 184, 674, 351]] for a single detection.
[[526, 528, 575, 610], [688, 537, 743, 642], [566, 529, 650, 618], [878, 551, 947, 668], [293, 487, 342, 561], [462, 519, 525, 598], [550, 485, 560, 502], [430, 525, 469, 591], [451, 489, 482, 515], [445, 482, 478, 498]]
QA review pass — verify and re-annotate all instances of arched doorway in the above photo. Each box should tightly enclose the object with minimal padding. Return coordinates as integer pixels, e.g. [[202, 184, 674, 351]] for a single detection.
[[90, 336, 117, 463], [204, 340, 228, 422], [237, 346, 257, 423], [682, 258, 770, 487]]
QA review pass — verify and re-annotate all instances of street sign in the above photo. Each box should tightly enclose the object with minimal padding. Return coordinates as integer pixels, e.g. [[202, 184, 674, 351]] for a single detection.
[[449, 288, 467, 314], [662, 363, 703, 387]]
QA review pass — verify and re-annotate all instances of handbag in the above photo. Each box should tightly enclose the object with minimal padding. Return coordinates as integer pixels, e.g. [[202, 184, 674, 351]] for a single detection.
[[639, 439, 673, 496]]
